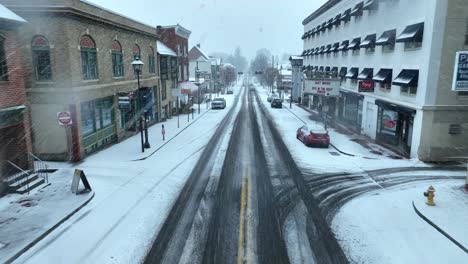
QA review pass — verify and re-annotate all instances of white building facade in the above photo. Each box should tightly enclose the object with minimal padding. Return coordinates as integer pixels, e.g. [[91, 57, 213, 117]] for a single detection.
[[302, 0, 468, 161]]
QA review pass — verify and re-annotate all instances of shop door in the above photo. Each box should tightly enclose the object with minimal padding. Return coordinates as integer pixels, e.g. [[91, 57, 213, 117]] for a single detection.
[[397, 114, 413, 155], [364, 102, 374, 137]]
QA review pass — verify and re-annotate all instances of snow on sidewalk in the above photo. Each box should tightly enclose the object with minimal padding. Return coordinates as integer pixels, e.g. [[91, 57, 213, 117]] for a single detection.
[[332, 180, 468, 264], [0, 170, 94, 264]]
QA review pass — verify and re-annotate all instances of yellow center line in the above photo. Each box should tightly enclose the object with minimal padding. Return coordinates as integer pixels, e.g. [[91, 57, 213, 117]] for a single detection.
[[246, 167, 253, 264], [237, 171, 248, 264]]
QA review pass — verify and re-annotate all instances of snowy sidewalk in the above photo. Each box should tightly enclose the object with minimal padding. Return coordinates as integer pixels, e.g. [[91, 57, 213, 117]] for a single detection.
[[0, 170, 94, 264]]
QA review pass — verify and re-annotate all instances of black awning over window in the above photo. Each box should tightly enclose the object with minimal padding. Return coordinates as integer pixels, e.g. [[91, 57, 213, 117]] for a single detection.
[[326, 18, 334, 29], [313, 66, 318, 71], [319, 66, 324, 72], [358, 68, 373, 80], [341, 8, 351, 22], [348, 38, 361, 50], [316, 25, 322, 32], [319, 46, 325, 54], [314, 47, 320, 55], [311, 28, 317, 35], [339, 67, 348, 77], [331, 67, 339, 73], [360, 34, 376, 48], [376, 29, 396, 46], [396, 22, 424, 43], [306, 30, 312, 38], [333, 13, 342, 25], [373, 69, 393, 83], [301, 33, 306, 40], [350, 2, 364, 16], [393, 69, 419, 86], [325, 66, 331, 72], [301, 50, 307, 56], [325, 44, 332, 53], [332, 42, 340, 52], [339, 40, 349, 51], [363, 0, 378, 11], [321, 22, 327, 31], [345, 67, 359, 79]]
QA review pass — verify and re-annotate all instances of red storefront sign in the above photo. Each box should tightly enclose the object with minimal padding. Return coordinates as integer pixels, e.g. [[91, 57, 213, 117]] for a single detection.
[[358, 80, 375, 92]]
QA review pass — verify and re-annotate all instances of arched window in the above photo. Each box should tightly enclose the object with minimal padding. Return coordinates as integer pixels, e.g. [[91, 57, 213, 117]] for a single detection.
[[133, 44, 141, 60], [148, 46, 155, 74], [0, 34, 7, 81], [32, 35, 52, 81], [111, 40, 124, 77], [80, 35, 98, 80]]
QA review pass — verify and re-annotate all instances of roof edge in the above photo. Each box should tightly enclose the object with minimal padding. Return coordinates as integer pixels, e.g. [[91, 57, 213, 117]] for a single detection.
[[302, 0, 342, 25]]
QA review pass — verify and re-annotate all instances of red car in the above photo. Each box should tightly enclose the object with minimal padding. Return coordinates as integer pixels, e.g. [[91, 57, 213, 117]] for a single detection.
[[296, 124, 330, 148]]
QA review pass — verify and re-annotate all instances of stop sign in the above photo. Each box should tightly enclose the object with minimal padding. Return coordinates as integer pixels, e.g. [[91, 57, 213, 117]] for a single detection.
[[57, 111, 72, 125]]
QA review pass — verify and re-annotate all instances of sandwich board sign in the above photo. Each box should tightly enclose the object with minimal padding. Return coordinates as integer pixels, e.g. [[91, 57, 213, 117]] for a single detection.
[[71, 169, 92, 194]]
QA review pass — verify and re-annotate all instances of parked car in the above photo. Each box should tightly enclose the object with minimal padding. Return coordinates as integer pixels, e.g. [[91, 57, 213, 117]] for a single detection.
[[227, 88, 234, 94], [296, 124, 330, 148], [271, 98, 283, 108], [211, 98, 226, 109]]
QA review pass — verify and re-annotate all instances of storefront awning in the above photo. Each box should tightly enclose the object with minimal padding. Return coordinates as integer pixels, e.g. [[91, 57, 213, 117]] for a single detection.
[[396, 22, 424, 43], [363, 0, 377, 10], [350, 2, 364, 16], [393, 69, 419, 86], [345, 67, 359, 79], [333, 13, 342, 25], [376, 29, 396, 46], [332, 42, 340, 52], [338, 40, 349, 51], [339, 67, 348, 77], [319, 46, 325, 54], [341, 8, 351, 22], [325, 44, 332, 53], [373, 69, 393, 83], [348, 38, 361, 50], [360, 34, 376, 48], [375, 100, 416, 115], [358, 68, 373, 80]]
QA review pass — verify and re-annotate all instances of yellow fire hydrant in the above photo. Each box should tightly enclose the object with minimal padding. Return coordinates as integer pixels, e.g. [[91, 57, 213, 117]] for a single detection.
[[424, 185, 436, 206]]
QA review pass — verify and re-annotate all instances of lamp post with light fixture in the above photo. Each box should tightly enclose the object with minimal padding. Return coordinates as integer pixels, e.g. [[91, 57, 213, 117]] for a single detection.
[[132, 58, 150, 150]]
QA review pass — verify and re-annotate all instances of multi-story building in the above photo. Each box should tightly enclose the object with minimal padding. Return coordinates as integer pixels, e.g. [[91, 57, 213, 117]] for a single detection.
[[301, 0, 468, 160], [188, 44, 211, 102], [3, 0, 160, 161], [0, 4, 33, 194], [209, 57, 221, 94], [156, 40, 178, 119]]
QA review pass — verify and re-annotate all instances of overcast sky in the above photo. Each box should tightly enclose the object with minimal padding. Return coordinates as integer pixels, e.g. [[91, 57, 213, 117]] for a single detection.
[[87, 0, 327, 61]]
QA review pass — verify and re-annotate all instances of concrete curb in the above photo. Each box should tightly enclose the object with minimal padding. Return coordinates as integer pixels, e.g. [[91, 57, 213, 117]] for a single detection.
[[5, 191, 95, 264], [412, 201, 468, 254]]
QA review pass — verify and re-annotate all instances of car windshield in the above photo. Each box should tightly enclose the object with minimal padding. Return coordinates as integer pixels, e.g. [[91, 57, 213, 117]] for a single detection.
[[1, 1, 467, 264]]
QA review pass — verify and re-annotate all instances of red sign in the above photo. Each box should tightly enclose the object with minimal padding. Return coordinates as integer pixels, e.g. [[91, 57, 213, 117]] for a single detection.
[[358, 80, 375, 92], [57, 111, 72, 126]]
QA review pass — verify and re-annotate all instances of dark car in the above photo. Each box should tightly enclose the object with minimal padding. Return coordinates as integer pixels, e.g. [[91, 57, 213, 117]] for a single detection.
[[271, 98, 282, 108], [296, 124, 330, 148], [211, 98, 226, 109]]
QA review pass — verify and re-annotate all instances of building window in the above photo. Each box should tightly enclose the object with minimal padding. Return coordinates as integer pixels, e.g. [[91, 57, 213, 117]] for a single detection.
[[133, 44, 141, 60], [404, 42, 422, 50], [465, 21, 468, 45], [401, 86, 417, 95], [148, 46, 156, 74], [32, 36, 52, 81], [171, 57, 178, 79], [80, 35, 98, 80], [111, 40, 124, 77], [0, 35, 8, 81], [379, 82, 391, 90], [161, 79, 167, 100], [160, 56, 168, 79], [393, 69, 419, 95], [178, 64, 182, 81]]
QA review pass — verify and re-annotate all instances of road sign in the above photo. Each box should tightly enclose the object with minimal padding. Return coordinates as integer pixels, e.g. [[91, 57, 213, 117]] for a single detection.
[[452, 51, 468, 91], [57, 111, 72, 125]]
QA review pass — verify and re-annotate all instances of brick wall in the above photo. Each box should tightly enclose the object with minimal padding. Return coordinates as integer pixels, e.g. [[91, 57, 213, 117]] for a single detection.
[[158, 27, 190, 81]]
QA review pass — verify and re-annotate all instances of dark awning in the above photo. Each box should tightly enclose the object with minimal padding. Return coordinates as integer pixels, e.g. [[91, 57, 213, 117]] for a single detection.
[[301, 50, 307, 56], [357, 68, 373, 80], [333, 13, 342, 25], [376, 29, 396, 46], [306, 30, 312, 38], [314, 47, 320, 55], [375, 100, 416, 115], [348, 38, 361, 50], [301, 33, 306, 40], [319, 46, 325, 54], [325, 66, 331, 72], [316, 25, 322, 32], [321, 22, 327, 31], [373, 69, 393, 83], [338, 40, 349, 51], [393, 69, 419, 86], [360, 34, 376, 48], [313, 66, 318, 71], [396, 22, 424, 43], [345, 67, 359, 79], [319, 66, 324, 72], [350, 2, 364, 16], [325, 44, 332, 53], [341, 8, 351, 22], [311, 28, 317, 35], [331, 67, 339, 73], [339, 67, 348, 77], [326, 18, 334, 29], [332, 42, 340, 52], [363, 0, 378, 11]]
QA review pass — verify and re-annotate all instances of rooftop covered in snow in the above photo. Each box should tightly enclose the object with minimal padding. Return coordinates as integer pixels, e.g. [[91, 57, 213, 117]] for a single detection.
[[156, 40, 177, 56], [0, 4, 26, 24]]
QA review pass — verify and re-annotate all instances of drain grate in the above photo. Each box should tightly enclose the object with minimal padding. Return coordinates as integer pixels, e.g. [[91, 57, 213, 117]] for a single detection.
[[329, 152, 341, 156]]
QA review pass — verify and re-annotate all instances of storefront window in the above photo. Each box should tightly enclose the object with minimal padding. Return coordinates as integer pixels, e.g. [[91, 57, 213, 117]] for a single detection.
[[81, 101, 94, 136], [81, 96, 115, 136]]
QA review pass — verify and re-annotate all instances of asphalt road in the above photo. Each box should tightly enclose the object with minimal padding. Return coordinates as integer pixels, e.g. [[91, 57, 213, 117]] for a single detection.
[[144, 82, 349, 264]]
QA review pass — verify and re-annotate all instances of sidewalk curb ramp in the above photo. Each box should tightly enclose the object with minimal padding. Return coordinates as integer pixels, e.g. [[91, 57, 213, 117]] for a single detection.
[[412, 201, 468, 254], [5, 191, 96, 264]]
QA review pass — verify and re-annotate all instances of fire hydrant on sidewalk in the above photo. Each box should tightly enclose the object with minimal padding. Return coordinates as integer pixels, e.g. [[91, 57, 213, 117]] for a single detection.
[[423, 185, 436, 206]]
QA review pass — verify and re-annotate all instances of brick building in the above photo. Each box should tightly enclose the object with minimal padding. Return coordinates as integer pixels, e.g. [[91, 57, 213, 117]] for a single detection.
[[2, 0, 160, 161], [0, 4, 32, 194]]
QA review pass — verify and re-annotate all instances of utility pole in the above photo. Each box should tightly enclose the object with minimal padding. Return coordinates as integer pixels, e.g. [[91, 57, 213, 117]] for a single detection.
[[196, 61, 200, 114]]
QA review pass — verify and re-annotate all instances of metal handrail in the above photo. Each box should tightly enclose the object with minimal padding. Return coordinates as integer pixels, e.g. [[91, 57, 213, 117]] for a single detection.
[[28, 153, 49, 183], [1, 160, 31, 194]]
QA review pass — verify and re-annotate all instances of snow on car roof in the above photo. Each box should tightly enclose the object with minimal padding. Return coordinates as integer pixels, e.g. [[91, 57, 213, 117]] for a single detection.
[[306, 124, 327, 133]]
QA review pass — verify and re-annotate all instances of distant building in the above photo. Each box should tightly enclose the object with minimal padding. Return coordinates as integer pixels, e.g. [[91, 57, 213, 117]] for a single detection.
[[301, 0, 468, 160], [277, 65, 292, 91], [188, 44, 211, 102], [209, 57, 221, 94], [2, 0, 160, 161], [0, 4, 33, 194], [156, 40, 178, 119]]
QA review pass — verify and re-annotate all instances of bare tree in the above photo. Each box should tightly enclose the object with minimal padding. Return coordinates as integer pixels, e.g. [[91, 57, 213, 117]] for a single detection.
[[220, 64, 237, 87]]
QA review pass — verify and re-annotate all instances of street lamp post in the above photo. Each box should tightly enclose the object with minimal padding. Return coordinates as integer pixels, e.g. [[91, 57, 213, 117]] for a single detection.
[[132, 58, 148, 151]]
